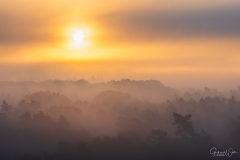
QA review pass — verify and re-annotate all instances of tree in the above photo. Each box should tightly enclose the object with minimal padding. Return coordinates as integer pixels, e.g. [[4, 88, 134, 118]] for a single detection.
[[19, 112, 32, 122], [148, 129, 168, 143], [58, 115, 70, 127], [1, 100, 12, 113], [172, 112, 196, 138], [33, 111, 53, 125], [18, 100, 41, 111]]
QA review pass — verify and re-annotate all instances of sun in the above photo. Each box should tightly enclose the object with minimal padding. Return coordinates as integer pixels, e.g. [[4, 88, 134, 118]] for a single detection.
[[73, 31, 85, 43], [67, 28, 92, 49]]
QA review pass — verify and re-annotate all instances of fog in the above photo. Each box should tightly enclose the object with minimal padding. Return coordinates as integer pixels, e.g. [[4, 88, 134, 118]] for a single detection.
[[1, 0, 240, 159], [0, 79, 240, 159]]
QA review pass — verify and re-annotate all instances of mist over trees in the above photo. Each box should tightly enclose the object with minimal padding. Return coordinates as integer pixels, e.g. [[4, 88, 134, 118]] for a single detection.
[[0, 79, 240, 159]]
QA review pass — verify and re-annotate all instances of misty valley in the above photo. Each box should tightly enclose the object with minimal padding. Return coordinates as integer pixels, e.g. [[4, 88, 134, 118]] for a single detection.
[[1, 0, 240, 159], [0, 79, 240, 160]]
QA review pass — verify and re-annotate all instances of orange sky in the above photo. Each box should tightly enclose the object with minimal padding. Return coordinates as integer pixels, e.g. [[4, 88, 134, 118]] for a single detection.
[[1, 0, 240, 89]]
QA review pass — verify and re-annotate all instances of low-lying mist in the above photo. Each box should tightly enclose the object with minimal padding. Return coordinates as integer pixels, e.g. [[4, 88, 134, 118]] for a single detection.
[[0, 79, 240, 160]]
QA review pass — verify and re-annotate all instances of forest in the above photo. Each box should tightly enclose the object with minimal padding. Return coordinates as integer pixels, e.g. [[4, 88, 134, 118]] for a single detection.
[[0, 79, 240, 160]]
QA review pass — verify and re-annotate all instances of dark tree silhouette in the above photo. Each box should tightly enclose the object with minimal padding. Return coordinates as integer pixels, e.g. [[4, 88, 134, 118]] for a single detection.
[[148, 129, 169, 144], [19, 112, 32, 122], [173, 112, 196, 138], [32, 111, 53, 125], [58, 115, 70, 127], [1, 100, 12, 113]]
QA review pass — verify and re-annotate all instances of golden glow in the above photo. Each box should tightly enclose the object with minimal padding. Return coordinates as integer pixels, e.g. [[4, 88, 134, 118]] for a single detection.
[[1, 0, 240, 89]]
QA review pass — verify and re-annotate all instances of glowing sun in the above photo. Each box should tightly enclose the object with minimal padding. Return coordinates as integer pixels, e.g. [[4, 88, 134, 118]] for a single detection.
[[68, 28, 91, 49], [73, 31, 85, 43]]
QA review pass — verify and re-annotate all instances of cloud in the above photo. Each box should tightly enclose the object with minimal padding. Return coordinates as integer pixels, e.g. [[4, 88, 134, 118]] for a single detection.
[[96, 7, 240, 42], [0, 9, 64, 46]]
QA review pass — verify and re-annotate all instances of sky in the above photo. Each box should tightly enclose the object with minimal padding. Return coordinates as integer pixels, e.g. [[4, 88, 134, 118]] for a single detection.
[[1, 0, 240, 89]]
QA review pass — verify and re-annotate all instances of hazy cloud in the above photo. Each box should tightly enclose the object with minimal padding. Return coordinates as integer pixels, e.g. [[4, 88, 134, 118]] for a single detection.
[[97, 7, 240, 42], [0, 10, 63, 45]]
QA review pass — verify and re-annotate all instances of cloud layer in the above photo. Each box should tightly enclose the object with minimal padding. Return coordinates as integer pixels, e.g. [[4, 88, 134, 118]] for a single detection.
[[97, 7, 240, 42]]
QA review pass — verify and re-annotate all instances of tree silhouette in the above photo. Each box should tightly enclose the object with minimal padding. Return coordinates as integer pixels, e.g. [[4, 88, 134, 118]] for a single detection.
[[32, 111, 53, 125], [1, 100, 12, 113], [148, 129, 169, 144], [172, 112, 196, 138], [58, 115, 70, 127], [19, 112, 32, 122]]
